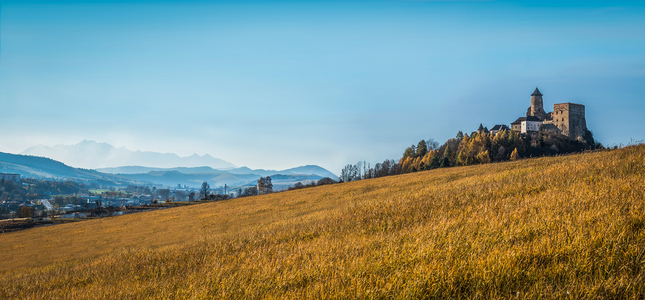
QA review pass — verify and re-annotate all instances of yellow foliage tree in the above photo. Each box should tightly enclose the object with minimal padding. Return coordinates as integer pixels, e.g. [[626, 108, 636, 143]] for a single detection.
[[421, 151, 434, 168], [477, 150, 491, 164], [510, 148, 519, 161], [412, 156, 422, 172], [401, 156, 414, 174]]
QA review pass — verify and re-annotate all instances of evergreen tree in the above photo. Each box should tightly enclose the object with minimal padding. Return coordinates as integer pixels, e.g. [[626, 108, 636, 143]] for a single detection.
[[456, 131, 464, 141], [403, 145, 417, 159], [416, 140, 428, 158], [442, 146, 453, 167]]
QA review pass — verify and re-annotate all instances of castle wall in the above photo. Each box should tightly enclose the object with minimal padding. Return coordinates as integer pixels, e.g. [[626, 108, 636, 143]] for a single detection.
[[552, 103, 586, 139]]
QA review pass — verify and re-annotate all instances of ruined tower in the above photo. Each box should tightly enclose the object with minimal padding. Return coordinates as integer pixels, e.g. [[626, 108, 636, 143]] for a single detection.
[[528, 87, 548, 121]]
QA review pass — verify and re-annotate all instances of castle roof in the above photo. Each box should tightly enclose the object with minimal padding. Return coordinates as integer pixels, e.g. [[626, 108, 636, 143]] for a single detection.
[[525, 116, 542, 122], [511, 117, 526, 125], [531, 87, 543, 96], [490, 124, 510, 131], [478, 123, 484, 131]]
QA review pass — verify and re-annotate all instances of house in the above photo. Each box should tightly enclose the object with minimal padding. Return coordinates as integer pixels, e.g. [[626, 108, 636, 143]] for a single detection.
[[490, 124, 510, 135]]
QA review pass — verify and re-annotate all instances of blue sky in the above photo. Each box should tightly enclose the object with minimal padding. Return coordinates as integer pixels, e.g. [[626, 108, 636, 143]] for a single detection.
[[1, 0, 644, 173]]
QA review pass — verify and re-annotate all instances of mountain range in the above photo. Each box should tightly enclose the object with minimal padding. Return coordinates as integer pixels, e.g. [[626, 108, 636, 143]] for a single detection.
[[97, 165, 337, 188], [21, 140, 236, 170], [2, 148, 338, 188], [97, 165, 337, 179]]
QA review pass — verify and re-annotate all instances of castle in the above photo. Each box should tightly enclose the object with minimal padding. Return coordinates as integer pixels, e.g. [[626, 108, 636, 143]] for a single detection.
[[509, 88, 587, 140]]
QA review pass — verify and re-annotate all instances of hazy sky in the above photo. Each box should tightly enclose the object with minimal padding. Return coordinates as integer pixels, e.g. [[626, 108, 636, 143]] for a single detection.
[[1, 0, 644, 173]]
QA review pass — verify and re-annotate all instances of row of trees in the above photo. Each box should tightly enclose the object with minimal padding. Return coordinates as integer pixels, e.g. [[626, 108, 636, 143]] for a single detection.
[[400, 128, 600, 174], [339, 159, 400, 183], [197, 176, 274, 201], [288, 177, 336, 190], [339, 128, 601, 182]]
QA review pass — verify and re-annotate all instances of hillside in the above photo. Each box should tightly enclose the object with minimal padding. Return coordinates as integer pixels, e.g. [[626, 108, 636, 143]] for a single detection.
[[1, 146, 644, 298], [0, 152, 146, 186]]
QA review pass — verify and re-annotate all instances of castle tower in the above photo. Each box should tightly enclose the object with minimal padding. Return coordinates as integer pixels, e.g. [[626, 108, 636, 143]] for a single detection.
[[552, 103, 587, 140], [528, 87, 548, 120]]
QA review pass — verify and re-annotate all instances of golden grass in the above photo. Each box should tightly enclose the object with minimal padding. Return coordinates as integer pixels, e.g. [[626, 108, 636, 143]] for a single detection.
[[1, 146, 645, 299]]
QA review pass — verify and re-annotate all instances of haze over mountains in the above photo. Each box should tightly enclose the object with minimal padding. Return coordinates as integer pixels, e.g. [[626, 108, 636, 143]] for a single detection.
[[21, 140, 236, 170], [97, 165, 338, 188], [7, 140, 338, 188]]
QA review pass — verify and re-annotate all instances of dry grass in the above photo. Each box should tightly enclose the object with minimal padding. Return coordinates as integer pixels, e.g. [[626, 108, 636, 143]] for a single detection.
[[1, 146, 644, 299]]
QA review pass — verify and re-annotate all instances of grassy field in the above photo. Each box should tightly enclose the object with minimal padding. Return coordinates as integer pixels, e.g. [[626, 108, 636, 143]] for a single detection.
[[1, 145, 644, 299]]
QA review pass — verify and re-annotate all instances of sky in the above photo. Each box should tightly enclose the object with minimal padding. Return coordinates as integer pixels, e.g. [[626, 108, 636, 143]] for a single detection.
[[1, 0, 645, 173]]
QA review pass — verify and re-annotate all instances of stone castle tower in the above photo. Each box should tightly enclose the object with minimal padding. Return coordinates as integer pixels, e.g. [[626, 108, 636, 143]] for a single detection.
[[552, 103, 587, 140], [527, 87, 548, 121]]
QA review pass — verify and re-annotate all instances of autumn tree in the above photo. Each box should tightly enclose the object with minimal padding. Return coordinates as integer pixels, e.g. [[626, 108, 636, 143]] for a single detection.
[[510, 148, 520, 161]]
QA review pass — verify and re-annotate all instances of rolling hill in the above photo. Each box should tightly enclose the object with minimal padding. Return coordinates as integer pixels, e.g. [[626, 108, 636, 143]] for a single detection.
[[0, 152, 146, 186], [1, 145, 644, 298]]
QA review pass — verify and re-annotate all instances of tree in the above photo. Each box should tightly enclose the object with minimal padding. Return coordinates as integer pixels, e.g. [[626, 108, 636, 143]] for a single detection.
[[510, 148, 520, 161], [189, 192, 195, 202], [476, 150, 491, 164], [199, 182, 210, 200], [416, 140, 428, 158], [258, 176, 273, 194], [340, 164, 359, 182], [442, 145, 453, 167], [426, 138, 440, 151], [317, 177, 335, 186], [243, 186, 258, 196], [456, 131, 464, 141], [20, 206, 32, 218], [403, 145, 417, 159]]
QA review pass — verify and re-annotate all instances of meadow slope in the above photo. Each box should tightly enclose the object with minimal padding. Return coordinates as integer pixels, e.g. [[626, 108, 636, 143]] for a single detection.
[[1, 146, 644, 299]]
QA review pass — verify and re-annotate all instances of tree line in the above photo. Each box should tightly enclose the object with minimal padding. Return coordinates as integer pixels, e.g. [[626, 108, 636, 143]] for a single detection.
[[339, 128, 601, 182]]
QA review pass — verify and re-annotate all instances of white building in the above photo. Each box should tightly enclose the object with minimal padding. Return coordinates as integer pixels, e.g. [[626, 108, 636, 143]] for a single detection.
[[521, 116, 543, 133]]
